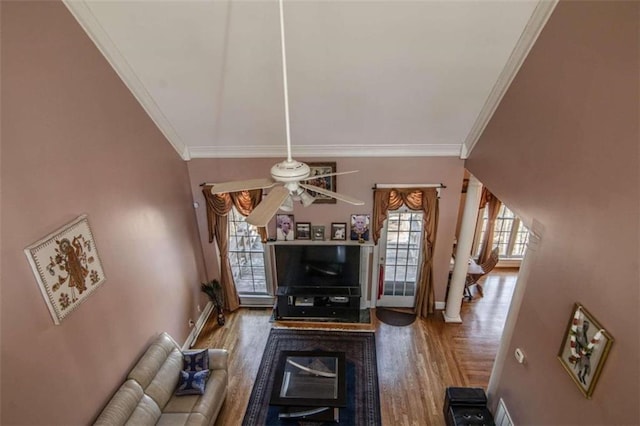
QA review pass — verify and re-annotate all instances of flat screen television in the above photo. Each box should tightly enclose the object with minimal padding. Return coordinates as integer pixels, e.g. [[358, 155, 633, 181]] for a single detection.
[[274, 244, 360, 287]]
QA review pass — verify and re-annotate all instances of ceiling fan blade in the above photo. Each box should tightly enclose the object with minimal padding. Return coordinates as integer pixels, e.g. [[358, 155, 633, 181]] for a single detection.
[[299, 183, 365, 205], [301, 170, 359, 180], [208, 178, 277, 194], [246, 185, 291, 227]]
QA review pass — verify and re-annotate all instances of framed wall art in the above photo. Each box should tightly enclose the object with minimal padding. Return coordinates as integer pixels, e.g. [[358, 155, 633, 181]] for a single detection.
[[350, 214, 370, 241], [311, 225, 325, 241], [295, 222, 311, 240], [24, 215, 106, 325], [331, 223, 347, 240], [305, 162, 336, 204], [557, 303, 614, 398], [276, 214, 294, 241]]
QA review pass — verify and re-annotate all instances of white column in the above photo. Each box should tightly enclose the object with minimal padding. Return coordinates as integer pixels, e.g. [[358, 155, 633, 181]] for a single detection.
[[443, 175, 482, 323]]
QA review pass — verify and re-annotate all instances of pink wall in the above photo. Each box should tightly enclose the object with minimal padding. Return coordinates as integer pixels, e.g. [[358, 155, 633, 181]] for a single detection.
[[1, 2, 207, 424], [187, 157, 465, 302], [466, 1, 639, 423]]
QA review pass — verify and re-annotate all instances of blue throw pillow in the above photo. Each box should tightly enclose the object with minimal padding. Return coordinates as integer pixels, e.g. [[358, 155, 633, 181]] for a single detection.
[[175, 369, 210, 396], [183, 349, 209, 372]]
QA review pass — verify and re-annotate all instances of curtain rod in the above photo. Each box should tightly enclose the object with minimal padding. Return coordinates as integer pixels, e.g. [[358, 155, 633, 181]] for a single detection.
[[372, 183, 446, 189]]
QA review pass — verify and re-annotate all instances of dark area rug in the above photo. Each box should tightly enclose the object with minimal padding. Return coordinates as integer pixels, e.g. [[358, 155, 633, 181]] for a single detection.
[[242, 328, 381, 426], [375, 307, 416, 326]]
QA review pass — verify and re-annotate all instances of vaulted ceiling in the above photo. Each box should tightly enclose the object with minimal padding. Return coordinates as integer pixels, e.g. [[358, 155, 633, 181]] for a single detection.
[[64, 0, 557, 160]]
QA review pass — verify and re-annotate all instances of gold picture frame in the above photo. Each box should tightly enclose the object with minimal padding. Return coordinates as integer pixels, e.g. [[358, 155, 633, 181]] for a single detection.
[[557, 303, 614, 398], [306, 162, 336, 204]]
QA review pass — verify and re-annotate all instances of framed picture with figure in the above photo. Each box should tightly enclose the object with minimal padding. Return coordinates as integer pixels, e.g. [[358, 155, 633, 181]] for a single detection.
[[305, 162, 337, 204], [350, 214, 370, 241], [276, 214, 295, 241], [331, 223, 347, 240], [24, 215, 107, 325], [557, 303, 614, 398]]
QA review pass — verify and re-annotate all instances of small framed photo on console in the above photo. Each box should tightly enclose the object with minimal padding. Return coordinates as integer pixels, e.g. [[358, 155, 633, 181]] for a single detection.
[[276, 214, 294, 241], [350, 214, 370, 241], [295, 222, 311, 240], [331, 223, 347, 240], [311, 225, 325, 241]]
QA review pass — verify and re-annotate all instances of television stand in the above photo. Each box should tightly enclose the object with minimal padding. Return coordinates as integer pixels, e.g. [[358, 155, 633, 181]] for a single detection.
[[275, 286, 361, 322]]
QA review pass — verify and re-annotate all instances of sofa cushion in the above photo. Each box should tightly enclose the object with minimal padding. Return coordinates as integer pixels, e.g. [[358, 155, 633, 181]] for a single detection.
[[128, 394, 163, 425], [182, 349, 209, 372], [128, 332, 183, 409], [94, 379, 161, 426], [175, 370, 210, 396], [156, 412, 190, 426], [164, 369, 227, 424], [157, 412, 209, 426]]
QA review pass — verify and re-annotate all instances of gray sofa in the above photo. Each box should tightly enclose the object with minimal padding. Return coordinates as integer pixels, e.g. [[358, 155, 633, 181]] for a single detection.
[[94, 332, 228, 426]]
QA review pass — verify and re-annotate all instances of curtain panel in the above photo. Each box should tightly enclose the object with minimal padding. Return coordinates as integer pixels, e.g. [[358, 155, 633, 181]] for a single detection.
[[201, 186, 266, 312], [477, 188, 501, 264], [372, 188, 439, 317]]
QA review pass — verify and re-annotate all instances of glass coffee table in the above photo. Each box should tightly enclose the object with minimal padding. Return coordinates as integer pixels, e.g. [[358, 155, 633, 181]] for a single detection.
[[270, 351, 346, 422]]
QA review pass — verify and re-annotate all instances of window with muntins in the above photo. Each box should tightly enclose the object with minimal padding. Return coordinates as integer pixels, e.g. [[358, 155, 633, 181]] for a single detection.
[[383, 211, 423, 296], [475, 205, 529, 259], [228, 206, 267, 295]]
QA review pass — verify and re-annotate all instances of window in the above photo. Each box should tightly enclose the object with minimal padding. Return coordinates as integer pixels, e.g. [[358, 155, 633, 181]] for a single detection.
[[382, 210, 423, 299], [228, 207, 267, 295], [475, 205, 528, 259]]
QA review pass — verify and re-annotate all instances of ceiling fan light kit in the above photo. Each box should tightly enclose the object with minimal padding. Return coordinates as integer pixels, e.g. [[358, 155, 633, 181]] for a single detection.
[[207, 0, 363, 227], [270, 159, 311, 182]]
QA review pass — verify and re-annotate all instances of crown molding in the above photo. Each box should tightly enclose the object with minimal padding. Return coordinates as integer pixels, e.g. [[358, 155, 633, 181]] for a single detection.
[[188, 143, 462, 159], [63, 1, 190, 160], [461, 0, 558, 159]]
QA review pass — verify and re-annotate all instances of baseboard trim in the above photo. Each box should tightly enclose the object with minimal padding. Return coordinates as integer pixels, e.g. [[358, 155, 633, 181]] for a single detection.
[[183, 301, 215, 350], [435, 301, 446, 310]]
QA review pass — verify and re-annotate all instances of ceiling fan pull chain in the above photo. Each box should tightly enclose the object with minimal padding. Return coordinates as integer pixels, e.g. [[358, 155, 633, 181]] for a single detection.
[[279, 0, 293, 163]]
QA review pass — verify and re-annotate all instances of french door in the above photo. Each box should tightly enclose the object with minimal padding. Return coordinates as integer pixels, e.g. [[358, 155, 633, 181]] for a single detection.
[[377, 209, 424, 307], [228, 206, 268, 296]]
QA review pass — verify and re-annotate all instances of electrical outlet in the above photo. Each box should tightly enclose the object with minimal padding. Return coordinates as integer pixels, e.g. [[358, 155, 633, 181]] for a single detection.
[[197, 304, 201, 313], [188, 319, 195, 327]]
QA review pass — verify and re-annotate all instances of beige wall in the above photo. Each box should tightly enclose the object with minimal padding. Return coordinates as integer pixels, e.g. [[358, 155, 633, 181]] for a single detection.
[[1, 2, 207, 424], [466, 1, 639, 423], [187, 157, 465, 302]]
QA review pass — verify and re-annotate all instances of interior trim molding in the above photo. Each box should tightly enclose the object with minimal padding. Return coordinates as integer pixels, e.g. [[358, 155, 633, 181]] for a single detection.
[[62, 1, 191, 161], [461, 0, 559, 159], [188, 143, 462, 159], [183, 301, 215, 350]]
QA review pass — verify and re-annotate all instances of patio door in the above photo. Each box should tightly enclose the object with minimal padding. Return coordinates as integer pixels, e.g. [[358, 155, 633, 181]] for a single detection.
[[377, 209, 424, 308]]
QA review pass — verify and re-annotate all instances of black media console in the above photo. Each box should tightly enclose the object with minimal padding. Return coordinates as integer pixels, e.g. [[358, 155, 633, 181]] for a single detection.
[[275, 286, 361, 322], [271, 242, 364, 322]]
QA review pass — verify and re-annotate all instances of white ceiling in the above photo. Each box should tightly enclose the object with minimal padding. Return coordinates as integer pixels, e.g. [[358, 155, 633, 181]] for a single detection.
[[64, 0, 556, 161]]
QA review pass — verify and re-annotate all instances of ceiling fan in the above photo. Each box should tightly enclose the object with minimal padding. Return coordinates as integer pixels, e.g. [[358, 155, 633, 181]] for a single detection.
[[205, 0, 364, 228]]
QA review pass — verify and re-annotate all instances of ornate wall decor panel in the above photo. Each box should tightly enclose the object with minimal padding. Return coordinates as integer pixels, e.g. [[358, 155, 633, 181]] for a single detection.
[[24, 215, 106, 325], [557, 303, 614, 398]]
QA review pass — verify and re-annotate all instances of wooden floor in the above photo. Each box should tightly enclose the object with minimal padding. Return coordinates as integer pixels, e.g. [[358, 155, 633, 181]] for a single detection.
[[194, 269, 518, 426]]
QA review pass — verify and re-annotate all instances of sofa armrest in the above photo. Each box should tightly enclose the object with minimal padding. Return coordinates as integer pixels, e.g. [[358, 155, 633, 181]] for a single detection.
[[208, 349, 228, 371]]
